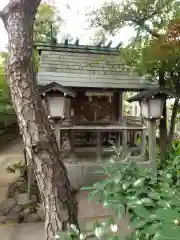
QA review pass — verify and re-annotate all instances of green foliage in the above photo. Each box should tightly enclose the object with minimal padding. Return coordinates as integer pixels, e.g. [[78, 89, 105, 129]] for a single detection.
[[57, 143, 180, 240], [0, 3, 64, 130], [158, 140, 180, 170], [88, 0, 180, 150], [88, 0, 180, 86], [6, 161, 27, 178], [89, 0, 178, 37], [89, 29, 108, 46], [34, 3, 63, 41], [0, 64, 15, 131], [55, 220, 120, 240]]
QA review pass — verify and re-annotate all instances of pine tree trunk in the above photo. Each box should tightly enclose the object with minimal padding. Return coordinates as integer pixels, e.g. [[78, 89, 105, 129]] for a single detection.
[[159, 65, 167, 159], [159, 104, 167, 155], [0, 1, 78, 239]]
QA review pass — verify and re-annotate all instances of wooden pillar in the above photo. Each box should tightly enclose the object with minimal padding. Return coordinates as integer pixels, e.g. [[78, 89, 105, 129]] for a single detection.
[[54, 121, 61, 149], [96, 131, 102, 162], [148, 120, 157, 174], [116, 91, 123, 121], [122, 130, 128, 157], [119, 92, 123, 120], [141, 129, 147, 158], [116, 132, 121, 149], [70, 130, 76, 162]]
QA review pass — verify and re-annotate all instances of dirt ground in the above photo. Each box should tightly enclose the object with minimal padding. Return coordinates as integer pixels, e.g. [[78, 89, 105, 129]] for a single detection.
[[0, 140, 130, 240]]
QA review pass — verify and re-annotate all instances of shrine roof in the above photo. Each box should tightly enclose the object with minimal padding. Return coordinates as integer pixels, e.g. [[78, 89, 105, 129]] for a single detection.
[[36, 40, 155, 90]]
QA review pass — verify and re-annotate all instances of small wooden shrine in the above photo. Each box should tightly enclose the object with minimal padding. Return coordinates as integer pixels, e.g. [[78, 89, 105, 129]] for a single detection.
[[36, 40, 155, 162]]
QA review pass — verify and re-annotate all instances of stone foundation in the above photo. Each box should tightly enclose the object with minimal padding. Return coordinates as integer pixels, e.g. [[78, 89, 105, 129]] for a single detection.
[[65, 161, 105, 190]]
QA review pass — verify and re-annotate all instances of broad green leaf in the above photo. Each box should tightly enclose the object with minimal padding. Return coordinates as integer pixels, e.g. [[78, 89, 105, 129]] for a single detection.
[[106, 195, 124, 204], [148, 192, 161, 200], [130, 217, 147, 229], [152, 208, 180, 222], [88, 190, 99, 201], [133, 178, 144, 187], [141, 222, 161, 235], [156, 200, 171, 208], [132, 205, 151, 219], [153, 224, 180, 239]]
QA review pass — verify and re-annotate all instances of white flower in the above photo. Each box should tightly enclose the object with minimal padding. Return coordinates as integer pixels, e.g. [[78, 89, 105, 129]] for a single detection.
[[166, 203, 171, 208], [80, 233, 86, 240], [110, 157, 116, 163], [70, 224, 79, 234], [110, 224, 118, 232], [174, 219, 179, 225], [133, 179, 143, 187], [114, 177, 120, 183], [166, 174, 172, 179], [95, 227, 103, 238]]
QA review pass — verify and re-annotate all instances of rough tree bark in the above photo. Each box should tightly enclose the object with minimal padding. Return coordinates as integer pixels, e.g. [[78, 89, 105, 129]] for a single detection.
[[0, 1, 78, 239], [159, 65, 167, 158]]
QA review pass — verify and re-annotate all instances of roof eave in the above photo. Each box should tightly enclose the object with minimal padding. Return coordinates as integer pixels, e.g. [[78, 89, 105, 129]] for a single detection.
[[39, 82, 76, 98]]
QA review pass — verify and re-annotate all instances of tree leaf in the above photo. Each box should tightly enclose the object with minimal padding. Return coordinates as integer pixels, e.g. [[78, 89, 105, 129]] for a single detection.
[[130, 217, 147, 229], [132, 205, 151, 219], [152, 208, 180, 222], [153, 224, 180, 240]]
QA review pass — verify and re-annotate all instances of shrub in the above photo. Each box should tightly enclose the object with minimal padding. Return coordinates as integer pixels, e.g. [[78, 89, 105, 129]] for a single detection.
[[6, 161, 27, 178], [56, 144, 180, 240]]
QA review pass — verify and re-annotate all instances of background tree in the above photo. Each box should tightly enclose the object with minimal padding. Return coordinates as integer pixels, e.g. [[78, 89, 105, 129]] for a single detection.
[[89, 29, 108, 46], [0, 54, 15, 132], [0, 2, 62, 133], [88, 0, 180, 154], [34, 2, 63, 41], [0, 62, 15, 131], [0, 1, 78, 240]]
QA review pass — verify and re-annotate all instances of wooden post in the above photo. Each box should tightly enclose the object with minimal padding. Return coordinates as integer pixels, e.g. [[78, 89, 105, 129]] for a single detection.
[[116, 132, 121, 149], [70, 130, 76, 163], [122, 130, 128, 157], [96, 131, 102, 162], [54, 121, 61, 149], [148, 119, 157, 174], [119, 92, 123, 120], [116, 91, 123, 121]]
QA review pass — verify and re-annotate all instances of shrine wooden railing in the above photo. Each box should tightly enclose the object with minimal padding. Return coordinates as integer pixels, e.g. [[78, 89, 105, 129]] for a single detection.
[[54, 118, 147, 163]]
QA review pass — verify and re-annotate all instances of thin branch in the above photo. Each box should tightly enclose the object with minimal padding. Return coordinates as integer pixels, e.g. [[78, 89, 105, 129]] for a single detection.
[[133, 19, 161, 38]]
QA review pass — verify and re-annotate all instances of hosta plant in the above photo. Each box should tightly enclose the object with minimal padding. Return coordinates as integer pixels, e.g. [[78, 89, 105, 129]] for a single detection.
[[56, 146, 180, 240], [55, 220, 120, 240], [83, 156, 180, 240]]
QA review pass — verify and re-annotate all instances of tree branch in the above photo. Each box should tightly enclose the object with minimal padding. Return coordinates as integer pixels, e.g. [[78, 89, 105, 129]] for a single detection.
[[133, 19, 161, 38], [0, 1, 20, 21]]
